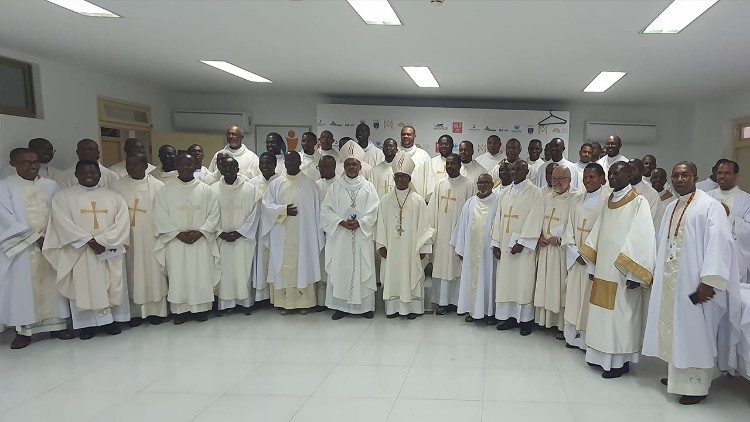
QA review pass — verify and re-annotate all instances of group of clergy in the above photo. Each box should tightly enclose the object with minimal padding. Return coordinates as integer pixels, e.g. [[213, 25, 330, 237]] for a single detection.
[[1, 125, 747, 407]]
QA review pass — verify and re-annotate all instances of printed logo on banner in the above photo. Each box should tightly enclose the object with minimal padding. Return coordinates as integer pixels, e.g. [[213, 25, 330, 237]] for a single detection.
[[373, 120, 380, 129], [360, 119, 366, 124], [433, 123, 448, 131], [468, 124, 480, 132], [511, 124, 522, 133], [452, 122, 463, 133], [345, 122, 354, 127], [484, 125, 497, 132], [562, 127, 569, 133], [528, 126, 534, 134], [498, 127, 509, 132], [331, 120, 342, 127], [317, 119, 324, 125], [537, 125, 548, 134], [552, 128, 561, 133], [384, 120, 394, 129]]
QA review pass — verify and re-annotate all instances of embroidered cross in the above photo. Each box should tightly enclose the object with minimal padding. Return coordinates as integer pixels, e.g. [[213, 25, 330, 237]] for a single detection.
[[503, 205, 519, 234], [128, 198, 147, 227], [177, 200, 201, 225], [81, 201, 108, 230], [543, 207, 560, 234], [440, 188, 456, 213]]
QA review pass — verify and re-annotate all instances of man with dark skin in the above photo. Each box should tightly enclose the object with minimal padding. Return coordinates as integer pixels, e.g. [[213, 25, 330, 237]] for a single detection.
[[590, 141, 603, 162], [207, 125, 260, 177], [696, 158, 729, 192], [188, 144, 208, 180], [628, 158, 660, 223], [431, 134, 454, 180], [476, 135, 505, 173], [27, 138, 59, 179], [596, 135, 629, 173], [536, 138, 581, 191], [543, 143, 552, 162], [318, 155, 337, 181], [371, 138, 398, 198], [266, 132, 287, 173], [319, 130, 336, 153], [154, 144, 178, 183], [399, 125, 434, 201], [708, 160, 750, 283], [458, 140, 485, 182], [247, 153, 279, 309], [527, 139, 545, 182], [650, 168, 670, 197], [643, 155, 657, 178], [576, 143, 594, 176], [217, 158, 243, 245], [494, 161, 514, 189], [110, 138, 152, 177], [493, 139, 522, 183], [59, 139, 118, 188], [300, 131, 319, 178], [544, 162, 560, 189]]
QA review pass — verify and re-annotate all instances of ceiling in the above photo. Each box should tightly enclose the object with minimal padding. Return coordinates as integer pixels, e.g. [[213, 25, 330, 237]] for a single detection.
[[1, 0, 749, 105]]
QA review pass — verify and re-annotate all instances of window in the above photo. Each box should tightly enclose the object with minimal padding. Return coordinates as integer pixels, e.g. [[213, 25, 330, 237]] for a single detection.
[[0, 56, 36, 118]]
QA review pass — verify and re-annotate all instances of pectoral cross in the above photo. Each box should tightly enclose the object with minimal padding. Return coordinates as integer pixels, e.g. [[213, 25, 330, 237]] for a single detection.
[[543, 207, 560, 234], [128, 198, 147, 227], [577, 218, 592, 245], [177, 200, 201, 225], [504, 205, 519, 234], [440, 188, 456, 213], [81, 201, 108, 230], [395, 225, 405, 237], [221, 200, 243, 226]]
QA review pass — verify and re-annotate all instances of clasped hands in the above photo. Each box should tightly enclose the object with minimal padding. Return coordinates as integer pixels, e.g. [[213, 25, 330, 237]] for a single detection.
[[219, 231, 242, 242], [177, 230, 204, 244], [339, 219, 360, 231], [378, 248, 425, 261]]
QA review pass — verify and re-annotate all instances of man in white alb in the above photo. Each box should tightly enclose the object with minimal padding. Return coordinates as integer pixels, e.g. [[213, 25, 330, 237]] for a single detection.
[[58, 139, 119, 189], [476, 135, 506, 173], [535, 138, 581, 192], [300, 131, 320, 179], [355, 123, 385, 168], [651, 168, 675, 232], [400, 126, 435, 202], [596, 135, 629, 174], [527, 139, 545, 182], [431, 134, 454, 182], [629, 158, 661, 225], [492, 139, 521, 183], [153, 144, 178, 184], [208, 125, 260, 178], [189, 144, 210, 181], [371, 139, 398, 199], [458, 141, 486, 183], [28, 138, 62, 181], [109, 138, 156, 177], [574, 143, 594, 180], [248, 153, 280, 305]]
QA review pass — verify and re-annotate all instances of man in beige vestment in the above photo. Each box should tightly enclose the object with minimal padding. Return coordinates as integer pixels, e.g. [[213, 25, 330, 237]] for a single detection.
[[492, 160, 544, 336], [458, 141, 486, 183], [109, 138, 156, 177], [629, 158, 661, 226], [431, 134, 454, 182], [44, 160, 131, 340], [650, 168, 675, 234], [248, 153, 280, 306], [428, 154, 474, 314], [534, 166, 577, 335], [111, 154, 168, 326], [315, 155, 338, 308], [371, 139, 398, 199], [28, 138, 62, 181], [153, 144, 178, 184], [581, 161, 656, 378], [58, 139, 119, 189]]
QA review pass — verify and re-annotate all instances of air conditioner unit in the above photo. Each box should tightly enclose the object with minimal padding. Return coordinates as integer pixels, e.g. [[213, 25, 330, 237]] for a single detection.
[[585, 121, 657, 144], [172, 110, 251, 133]]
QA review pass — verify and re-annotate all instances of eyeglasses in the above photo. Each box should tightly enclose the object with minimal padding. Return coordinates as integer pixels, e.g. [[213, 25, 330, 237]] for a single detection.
[[550, 177, 571, 182]]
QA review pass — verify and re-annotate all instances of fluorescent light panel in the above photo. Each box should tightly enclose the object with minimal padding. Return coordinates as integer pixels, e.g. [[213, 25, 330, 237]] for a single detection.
[[44, 0, 120, 17], [583, 71, 626, 93], [200, 61, 273, 83], [402, 66, 439, 88], [643, 0, 718, 34], [347, 0, 401, 25]]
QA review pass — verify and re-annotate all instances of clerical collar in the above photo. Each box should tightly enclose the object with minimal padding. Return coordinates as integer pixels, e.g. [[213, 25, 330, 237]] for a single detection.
[[226, 144, 247, 156], [585, 186, 603, 199], [402, 145, 416, 154], [363, 143, 374, 152], [302, 152, 315, 158], [478, 191, 494, 201], [720, 186, 738, 195], [509, 179, 528, 195], [80, 185, 99, 191], [611, 185, 632, 201], [11, 173, 39, 184], [343, 174, 364, 189], [490, 152, 503, 158]]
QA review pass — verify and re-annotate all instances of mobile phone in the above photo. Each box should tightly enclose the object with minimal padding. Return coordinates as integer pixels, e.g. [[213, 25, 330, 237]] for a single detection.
[[689, 291, 701, 305]]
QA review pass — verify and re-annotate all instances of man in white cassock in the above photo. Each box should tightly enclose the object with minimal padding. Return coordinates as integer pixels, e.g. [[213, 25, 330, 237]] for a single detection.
[[651, 168, 675, 234], [527, 139, 545, 182], [596, 135, 629, 174], [476, 135, 506, 173], [111, 155, 168, 326], [629, 158, 660, 225], [109, 138, 156, 177], [262, 151, 324, 315], [535, 138, 581, 192], [58, 139, 119, 189], [322, 146, 380, 320], [44, 160, 130, 340], [643, 161, 742, 405], [428, 154, 474, 315], [300, 132, 320, 179], [210, 157, 260, 316], [28, 138, 62, 182], [371, 139, 398, 199], [248, 153, 280, 305], [355, 123, 385, 168], [492, 160, 544, 336], [208, 125, 260, 178], [0, 148, 73, 349], [562, 163, 607, 350], [314, 155, 338, 307], [574, 144, 595, 180], [492, 139, 521, 182], [153, 145, 179, 184], [431, 134, 454, 182], [377, 153, 434, 319], [709, 160, 750, 284], [154, 153, 220, 324], [315, 130, 340, 164], [580, 161, 656, 378], [695, 159, 727, 193], [452, 174, 499, 323], [493, 160, 514, 191], [458, 141, 486, 183], [535, 166, 577, 334], [400, 126, 435, 202], [188, 144, 210, 181]]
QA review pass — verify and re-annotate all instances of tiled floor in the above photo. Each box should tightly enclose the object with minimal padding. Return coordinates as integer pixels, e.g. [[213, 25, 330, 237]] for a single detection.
[[1, 308, 749, 422]]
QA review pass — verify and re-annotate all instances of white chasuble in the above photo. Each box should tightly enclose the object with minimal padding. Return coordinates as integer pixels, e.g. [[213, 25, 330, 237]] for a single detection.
[[476, 152, 506, 174], [643, 190, 742, 374], [44, 185, 130, 312], [633, 180, 660, 227], [371, 162, 395, 199], [581, 187, 656, 362], [362, 143, 385, 168], [321, 175, 379, 313], [402, 145, 435, 202], [709, 187, 750, 284], [261, 173, 324, 309], [491, 180, 544, 321], [0, 175, 69, 329], [534, 190, 577, 329], [376, 189, 434, 312], [431, 155, 447, 182], [301, 152, 319, 179], [654, 189, 675, 237], [152, 169, 178, 184], [208, 144, 260, 178], [460, 160, 487, 184], [58, 163, 119, 189], [562, 188, 606, 348], [211, 175, 260, 309], [451, 192, 500, 319], [154, 178, 220, 313], [316, 177, 336, 304], [111, 175, 168, 318], [248, 174, 279, 301]]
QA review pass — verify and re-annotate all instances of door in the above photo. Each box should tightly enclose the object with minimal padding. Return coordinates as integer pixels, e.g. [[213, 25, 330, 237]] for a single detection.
[[733, 117, 750, 191]]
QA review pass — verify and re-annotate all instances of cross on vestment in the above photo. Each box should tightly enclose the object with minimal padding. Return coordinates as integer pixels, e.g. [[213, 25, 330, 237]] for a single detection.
[[441, 188, 456, 213], [128, 198, 147, 227], [543, 207, 560, 234], [504, 205, 519, 234], [221, 199, 243, 227], [577, 218, 592, 245], [81, 201, 108, 230], [177, 200, 201, 226]]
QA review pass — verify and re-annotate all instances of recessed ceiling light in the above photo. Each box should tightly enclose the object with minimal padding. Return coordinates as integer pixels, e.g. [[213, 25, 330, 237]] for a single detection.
[[583, 71, 626, 93], [643, 0, 718, 34], [200, 61, 273, 83], [347, 0, 401, 25], [402, 66, 439, 88], [44, 0, 120, 17]]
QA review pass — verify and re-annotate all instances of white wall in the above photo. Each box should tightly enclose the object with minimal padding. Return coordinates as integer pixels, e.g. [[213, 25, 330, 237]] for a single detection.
[[0, 47, 170, 174]]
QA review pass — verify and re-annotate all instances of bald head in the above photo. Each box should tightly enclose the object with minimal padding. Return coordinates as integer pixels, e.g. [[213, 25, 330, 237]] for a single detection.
[[650, 167, 668, 192], [551, 165, 571, 194], [605, 135, 622, 157]]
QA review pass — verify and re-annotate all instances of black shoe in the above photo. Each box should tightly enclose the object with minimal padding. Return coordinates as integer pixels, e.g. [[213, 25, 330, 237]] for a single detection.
[[331, 311, 347, 320], [314, 305, 328, 312], [146, 316, 165, 325], [660, 377, 668, 386], [51, 329, 76, 340], [386, 313, 398, 319], [679, 395, 707, 405], [10, 334, 31, 349], [79, 328, 96, 340], [216, 308, 233, 317], [406, 313, 418, 320], [465, 315, 477, 323], [485, 317, 498, 325], [496, 318, 519, 331], [519, 321, 534, 336], [101, 323, 121, 335], [362, 311, 374, 319], [194, 312, 209, 322], [128, 318, 143, 328], [602, 362, 630, 379], [565, 343, 578, 349], [243, 306, 256, 316], [173, 313, 188, 325], [435, 306, 448, 315]]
